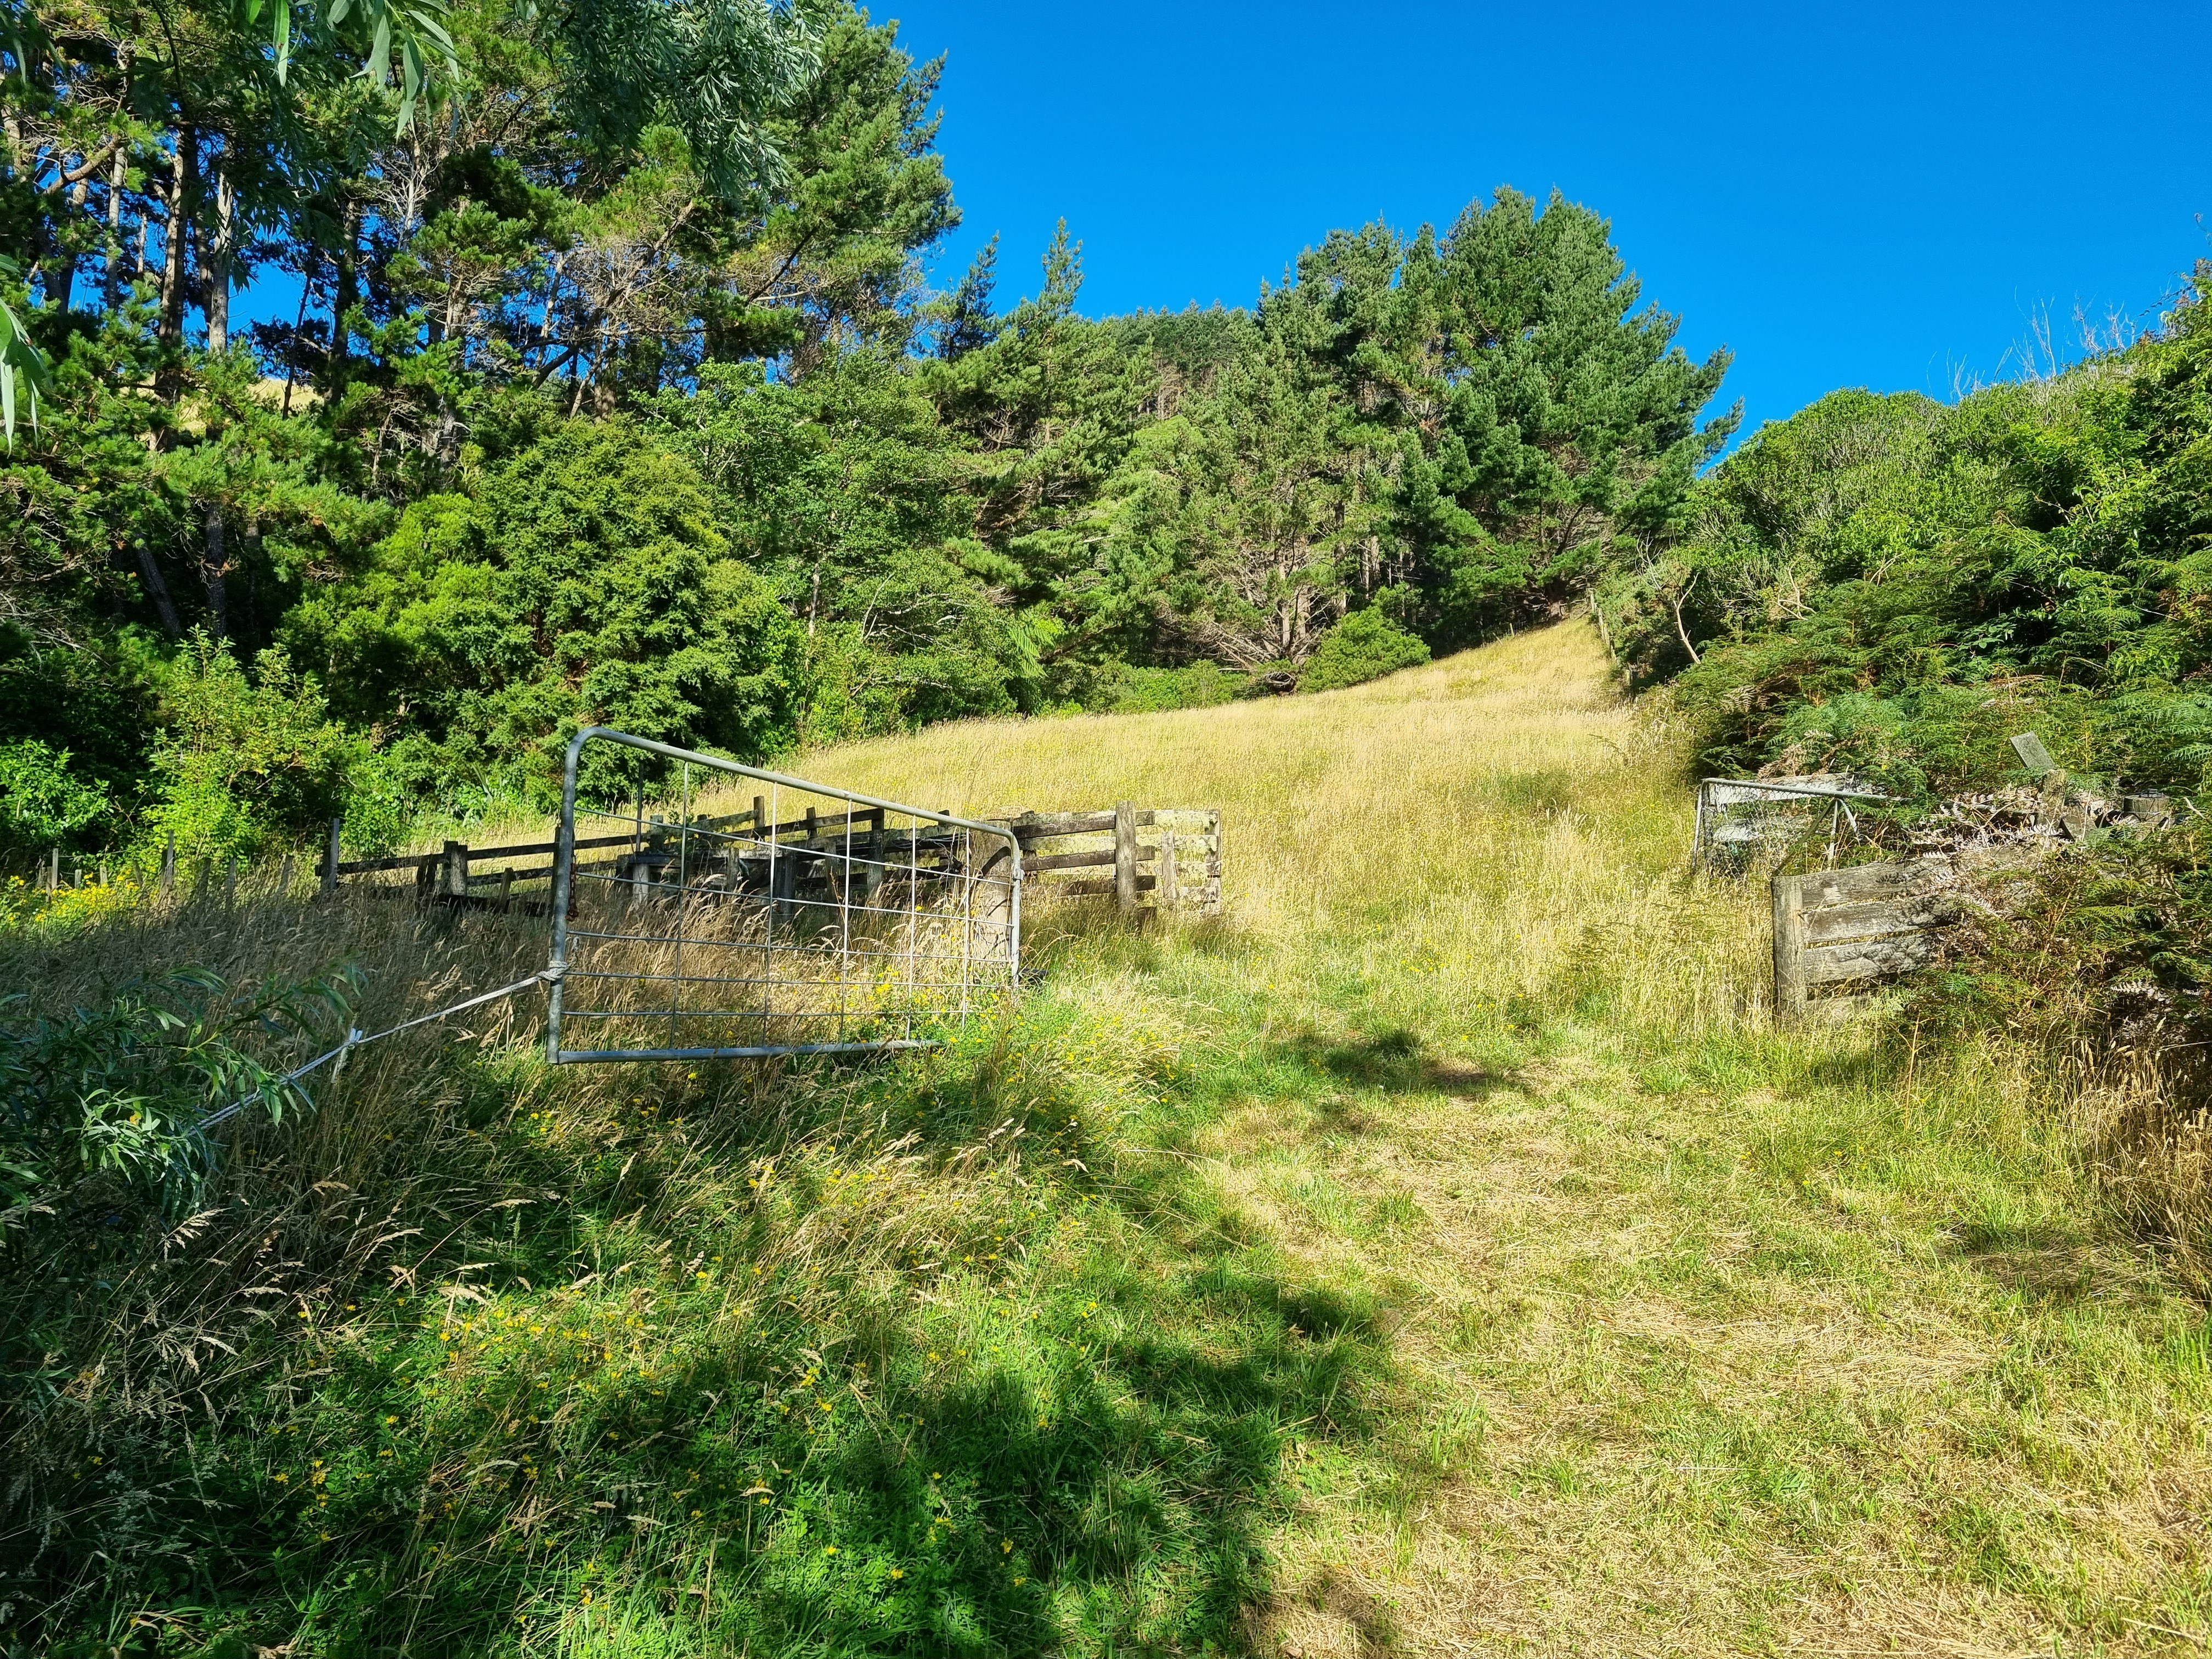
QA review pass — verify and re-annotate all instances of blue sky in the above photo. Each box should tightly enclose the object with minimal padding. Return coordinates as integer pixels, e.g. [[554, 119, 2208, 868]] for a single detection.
[[876, 0, 2212, 444]]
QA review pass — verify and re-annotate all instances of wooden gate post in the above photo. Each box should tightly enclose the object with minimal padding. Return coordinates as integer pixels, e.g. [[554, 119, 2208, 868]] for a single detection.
[[443, 839, 470, 899], [323, 816, 342, 895], [1772, 871, 1807, 1024], [1159, 828, 1181, 910], [1114, 801, 1138, 912]]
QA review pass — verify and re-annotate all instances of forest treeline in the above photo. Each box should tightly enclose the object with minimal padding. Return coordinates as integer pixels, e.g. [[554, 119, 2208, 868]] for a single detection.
[[1, 0, 1735, 860], [5, 0, 2209, 875]]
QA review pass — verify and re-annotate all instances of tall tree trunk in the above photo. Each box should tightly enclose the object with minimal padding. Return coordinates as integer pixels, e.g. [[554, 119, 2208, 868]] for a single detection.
[[241, 516, 262, 648], [45, 170, 93, 313], [102, 146, 125, 312], [282, 270, 313, 414], [134, 544, 183, 636], [155, 133, 191, 401], [330, 200, 360, 370], [202, 501, 228, 639], [535, 258, 563, 369], [201, 161, 233, 353]]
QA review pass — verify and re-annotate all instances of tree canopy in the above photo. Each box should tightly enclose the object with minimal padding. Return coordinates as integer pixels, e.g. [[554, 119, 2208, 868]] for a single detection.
[[2, 0, 1736, 858]]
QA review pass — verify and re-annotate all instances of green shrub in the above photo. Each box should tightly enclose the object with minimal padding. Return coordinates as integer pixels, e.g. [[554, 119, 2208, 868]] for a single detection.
[[0, 966, 354, 1222], [0, 740, 111, 854], [1099, 662, 1240, 713], [1298, 608, 1431, 693], [283, 419, 805, 809], [140, 634, 364, 864], [1637, 270, 2212, 801]]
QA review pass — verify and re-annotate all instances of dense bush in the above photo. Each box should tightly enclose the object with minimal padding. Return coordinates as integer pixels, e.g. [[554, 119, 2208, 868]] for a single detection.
[[1096, 662, 1242, 713], [0, 741, 109, 855], [1605, 266, 2212, 803], [283, 421, 806, 809], [1298, 608, 1432, 693], [139, 636, 366, 864]]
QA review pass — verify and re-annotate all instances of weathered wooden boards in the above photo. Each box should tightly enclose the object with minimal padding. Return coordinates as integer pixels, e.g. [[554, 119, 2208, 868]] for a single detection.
[[1772, 856, 1974, 1021], [1001, 804, 1223, 915], [319, 800, 952, 919]]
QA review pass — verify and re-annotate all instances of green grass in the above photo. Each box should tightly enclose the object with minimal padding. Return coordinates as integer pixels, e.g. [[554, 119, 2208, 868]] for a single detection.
[[9, 625, 2212, 1656]]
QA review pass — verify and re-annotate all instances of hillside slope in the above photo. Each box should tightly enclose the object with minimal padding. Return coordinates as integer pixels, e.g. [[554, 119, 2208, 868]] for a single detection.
[[8, 624, 2209, 1657]]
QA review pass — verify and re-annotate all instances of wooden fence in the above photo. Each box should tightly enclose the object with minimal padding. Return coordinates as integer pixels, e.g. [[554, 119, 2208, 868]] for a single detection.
[[1771, 856, 1969, 1022], [321, 799, 806, 915], [323, 800, 1224, 918], [1002, 804, 1222, 914]]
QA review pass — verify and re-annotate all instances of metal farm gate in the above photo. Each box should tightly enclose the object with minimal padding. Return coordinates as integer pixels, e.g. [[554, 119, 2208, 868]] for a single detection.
[[546, 729, 1022, 1063]]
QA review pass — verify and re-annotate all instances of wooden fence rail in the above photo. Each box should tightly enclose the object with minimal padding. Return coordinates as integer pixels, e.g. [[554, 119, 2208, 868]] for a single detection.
[[1000, 803, 1222, 914], [316, 800, 1224, 918]]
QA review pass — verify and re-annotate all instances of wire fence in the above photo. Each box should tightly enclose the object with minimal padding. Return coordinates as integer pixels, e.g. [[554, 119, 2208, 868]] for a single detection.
[[1692, 776, 1890, 873], [545, 728, 1023, 1064]]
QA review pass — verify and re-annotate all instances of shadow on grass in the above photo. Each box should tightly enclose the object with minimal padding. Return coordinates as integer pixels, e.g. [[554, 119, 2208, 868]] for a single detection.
[[10, 969, 1411, 1658], [5, 877, 1485, 1658], [1281, 1026, 1506, 1100], [222, 1194, 1397, 1657]]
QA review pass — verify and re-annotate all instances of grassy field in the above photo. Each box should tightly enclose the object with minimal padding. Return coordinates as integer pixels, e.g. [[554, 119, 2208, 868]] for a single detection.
[[8, 622, 2212, 1657]]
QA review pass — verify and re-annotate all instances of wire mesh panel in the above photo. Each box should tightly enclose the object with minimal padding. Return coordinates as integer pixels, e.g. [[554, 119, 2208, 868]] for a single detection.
[[1692, 776, 1886, 872], [547, 728, 1022, 1063]]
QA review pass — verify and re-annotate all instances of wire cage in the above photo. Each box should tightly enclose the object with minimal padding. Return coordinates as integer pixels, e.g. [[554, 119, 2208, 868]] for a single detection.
[[546, 729, 1022, 1063], [1692, 776, 1888, 873]]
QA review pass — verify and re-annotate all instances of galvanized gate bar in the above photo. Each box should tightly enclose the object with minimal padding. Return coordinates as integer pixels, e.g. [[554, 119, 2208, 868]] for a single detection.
[[548, 727, 1023, 1064]]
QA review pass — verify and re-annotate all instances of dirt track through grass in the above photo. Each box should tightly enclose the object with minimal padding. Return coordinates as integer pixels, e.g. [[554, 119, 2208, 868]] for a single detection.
[[817, 623, 2212, 1656]]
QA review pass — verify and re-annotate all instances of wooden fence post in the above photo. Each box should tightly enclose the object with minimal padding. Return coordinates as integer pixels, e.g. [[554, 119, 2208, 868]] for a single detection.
[[160, 831, 176, 896], [863, 806, 885, 904], [1159, 828, 1181, 910], [1772, 870, 1807, 1024], [323, 816, 342, 895], [1114, 801, 1138, 912], [443, 840, 470, 899]]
